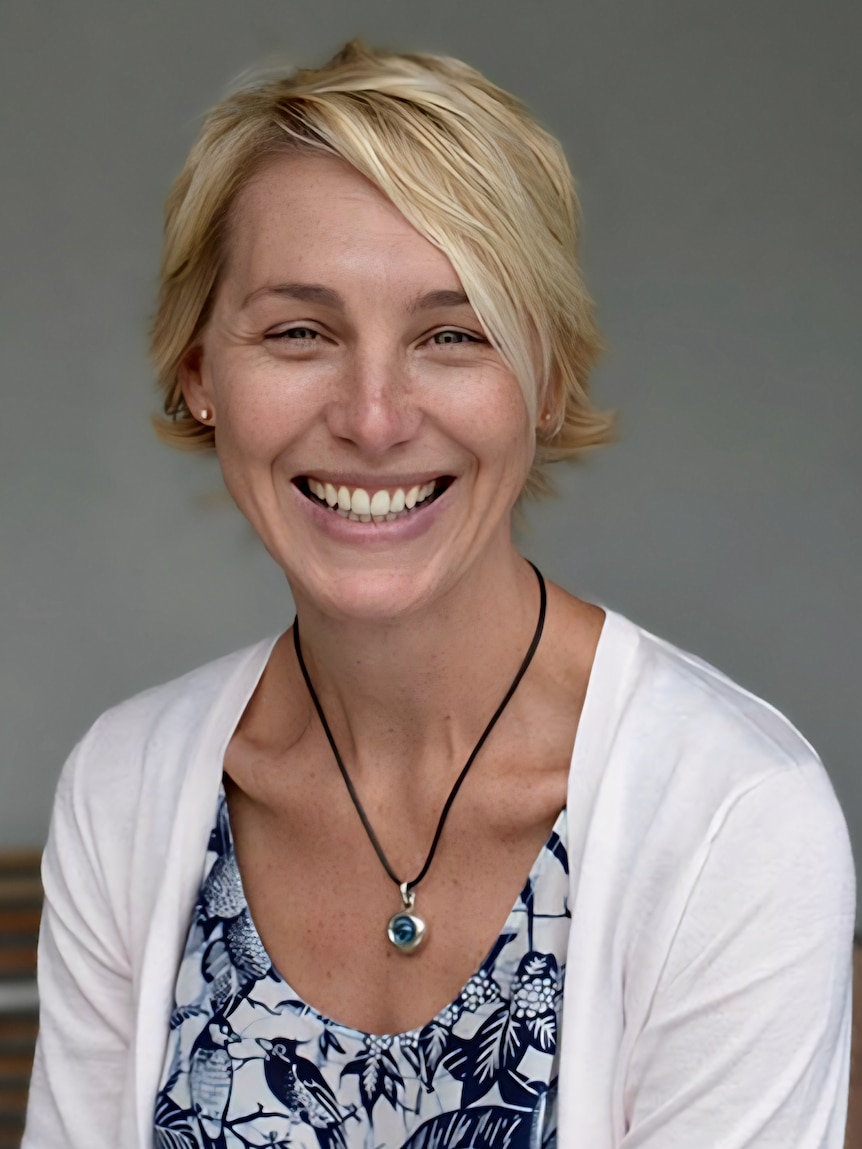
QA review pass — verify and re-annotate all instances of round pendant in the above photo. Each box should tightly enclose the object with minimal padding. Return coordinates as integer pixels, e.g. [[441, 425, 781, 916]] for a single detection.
[[386, 882, 426, 953], [387, 909, 426, 953]]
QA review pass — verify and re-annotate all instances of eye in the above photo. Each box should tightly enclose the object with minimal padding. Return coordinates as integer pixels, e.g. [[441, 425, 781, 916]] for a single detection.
[[266, 326, 321, 341], [428, 329, 482, 346]]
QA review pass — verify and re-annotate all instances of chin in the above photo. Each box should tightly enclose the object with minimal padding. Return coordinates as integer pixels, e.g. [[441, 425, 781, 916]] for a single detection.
[[291, 556, 451, 624]]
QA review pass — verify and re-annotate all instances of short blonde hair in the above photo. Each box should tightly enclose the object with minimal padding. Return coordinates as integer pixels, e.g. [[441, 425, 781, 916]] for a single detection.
[[151, 39, 614, 497]]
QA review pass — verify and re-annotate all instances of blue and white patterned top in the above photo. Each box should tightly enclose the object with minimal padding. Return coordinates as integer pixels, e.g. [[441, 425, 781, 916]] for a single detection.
[[154, 786, 571, 1149]]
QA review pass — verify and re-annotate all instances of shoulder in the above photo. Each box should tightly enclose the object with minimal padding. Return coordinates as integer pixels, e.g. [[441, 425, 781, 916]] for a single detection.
[[605, 610, 829, 793], [587, 615, 855, 1011], [49, 637, 277, 863], [84, 637, 273, 752], [43, 638, 277, 961], [592, 611, 853, 902]]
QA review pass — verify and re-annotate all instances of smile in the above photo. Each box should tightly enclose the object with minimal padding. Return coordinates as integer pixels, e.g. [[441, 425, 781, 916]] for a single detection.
[[296, 477, 452, 523]]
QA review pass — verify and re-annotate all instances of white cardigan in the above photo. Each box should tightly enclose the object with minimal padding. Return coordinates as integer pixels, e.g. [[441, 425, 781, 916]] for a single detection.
[[23, 611, 855, 1148]]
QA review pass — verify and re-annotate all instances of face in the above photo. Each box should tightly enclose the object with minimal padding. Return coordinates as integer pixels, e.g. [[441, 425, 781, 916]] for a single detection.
[[182, 153, 537, 621]]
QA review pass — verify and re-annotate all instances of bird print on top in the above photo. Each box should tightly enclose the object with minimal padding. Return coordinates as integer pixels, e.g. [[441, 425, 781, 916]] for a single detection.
[[189, 1018, 238, 1147], [154, 785, 571, 1149], [257, 1035, 354, 1148]]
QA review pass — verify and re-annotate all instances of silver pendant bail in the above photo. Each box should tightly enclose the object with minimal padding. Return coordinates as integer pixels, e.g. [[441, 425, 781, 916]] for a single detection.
[[400, 881, 415, 910]]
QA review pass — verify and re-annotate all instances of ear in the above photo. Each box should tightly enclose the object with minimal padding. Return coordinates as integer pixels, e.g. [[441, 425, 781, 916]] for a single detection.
[[536, 368, 562, 435], [178, 344, 215, 422]]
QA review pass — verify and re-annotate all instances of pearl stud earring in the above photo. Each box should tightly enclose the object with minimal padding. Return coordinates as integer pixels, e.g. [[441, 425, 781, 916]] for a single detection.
[[200, 408, 210, 421]]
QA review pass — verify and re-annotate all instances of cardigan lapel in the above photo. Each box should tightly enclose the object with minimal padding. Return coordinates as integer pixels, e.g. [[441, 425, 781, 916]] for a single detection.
[[556, 612, 639, 1149], [132, 637, 278, 1147]]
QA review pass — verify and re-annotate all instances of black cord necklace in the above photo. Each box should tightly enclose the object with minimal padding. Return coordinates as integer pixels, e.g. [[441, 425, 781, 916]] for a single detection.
[[292, 562, 547, 954]]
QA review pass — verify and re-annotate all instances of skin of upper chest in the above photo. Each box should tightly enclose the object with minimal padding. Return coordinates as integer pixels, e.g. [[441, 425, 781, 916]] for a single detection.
[[222, 596, 600, 1037], [224, 733, 571, 1036]]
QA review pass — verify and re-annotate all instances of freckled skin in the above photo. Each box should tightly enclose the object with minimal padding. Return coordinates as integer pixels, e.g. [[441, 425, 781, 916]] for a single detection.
[[181, 153, 534, 623], [182, 154, 604, 1035]]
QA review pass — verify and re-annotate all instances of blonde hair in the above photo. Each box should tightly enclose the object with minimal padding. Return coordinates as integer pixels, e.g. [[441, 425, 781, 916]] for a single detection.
[[151, 39, 614, 497]]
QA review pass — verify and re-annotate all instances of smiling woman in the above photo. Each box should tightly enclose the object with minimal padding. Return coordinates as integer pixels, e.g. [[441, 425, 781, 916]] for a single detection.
[[175, 148, 551, 620], [23, 38, 855, 1149], [149, 42, 611, 498]]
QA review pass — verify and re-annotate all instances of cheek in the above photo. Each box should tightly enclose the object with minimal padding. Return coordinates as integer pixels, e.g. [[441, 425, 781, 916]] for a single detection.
[[210, 358, 313, 465], [440, 372, 534, 476], [208, 380, 304, 518]]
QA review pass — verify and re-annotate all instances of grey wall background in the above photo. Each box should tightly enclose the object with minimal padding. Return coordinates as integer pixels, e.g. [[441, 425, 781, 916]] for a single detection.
[[1, 2, 860, 912]]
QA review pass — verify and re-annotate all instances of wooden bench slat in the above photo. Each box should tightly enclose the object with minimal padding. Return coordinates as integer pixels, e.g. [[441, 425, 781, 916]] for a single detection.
[[0, 1084, 29, 1107], [0, 950, 36, 976], [0, 1051, 34, 1076], [0, 1018, 38, 1046], [0, 852, 41, 873], [0, 910, 41, 935], [0, 878, 43, 906]]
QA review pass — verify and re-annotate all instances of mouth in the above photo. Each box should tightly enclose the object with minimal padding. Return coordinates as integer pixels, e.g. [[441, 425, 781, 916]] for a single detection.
[[294, 475, 453, 523]]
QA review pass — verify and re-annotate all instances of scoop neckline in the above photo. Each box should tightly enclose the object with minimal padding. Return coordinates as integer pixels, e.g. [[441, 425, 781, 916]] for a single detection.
[[200, 605, 638, 1039], [216, 783, 568, 1042]]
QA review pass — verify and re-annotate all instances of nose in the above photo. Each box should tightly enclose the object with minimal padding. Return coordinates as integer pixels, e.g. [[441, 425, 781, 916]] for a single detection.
[[325, 347, 421, 458]]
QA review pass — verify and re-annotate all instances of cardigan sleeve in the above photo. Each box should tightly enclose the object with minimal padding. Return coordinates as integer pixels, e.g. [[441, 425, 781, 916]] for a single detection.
[[620, 760, 856, 1148], [22, 727, 136, 1149]]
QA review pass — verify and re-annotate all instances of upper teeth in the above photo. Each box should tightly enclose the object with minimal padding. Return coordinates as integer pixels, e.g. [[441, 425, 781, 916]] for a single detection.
[[306, 479, 437, 520]]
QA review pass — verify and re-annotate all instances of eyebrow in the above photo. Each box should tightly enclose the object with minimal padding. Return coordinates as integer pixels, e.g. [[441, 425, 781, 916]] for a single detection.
[[408, 289, 470, 312], [241, 282, 471, 313], [242, 283, 343, 310]]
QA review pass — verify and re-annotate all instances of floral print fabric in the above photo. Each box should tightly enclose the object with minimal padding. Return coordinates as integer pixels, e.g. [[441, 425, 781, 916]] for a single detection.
[[155, 787, 570, 1149]]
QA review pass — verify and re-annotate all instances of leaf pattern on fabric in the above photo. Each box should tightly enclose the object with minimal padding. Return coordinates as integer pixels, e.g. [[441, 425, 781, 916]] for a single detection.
[[528, 1014, 556, 1053], [154, 787, 570, 1148], [443, 1004, 512, 1107], [545, 830, 569, 876], [341, 1040, 405, 1117], [417, 1020, 450, 1090], [319, 1026, 346, 1058], [510, 953, 560, 1048], [402, 1105, 527, 1149], [153, 1093, 196, 1149]]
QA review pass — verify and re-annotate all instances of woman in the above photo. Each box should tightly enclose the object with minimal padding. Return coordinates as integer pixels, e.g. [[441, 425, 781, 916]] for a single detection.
[[24, 40, 854, 1149]]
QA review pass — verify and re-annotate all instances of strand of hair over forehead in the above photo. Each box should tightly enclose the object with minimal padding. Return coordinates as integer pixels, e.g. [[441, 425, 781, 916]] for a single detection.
[[244, 58, 590, 423], [285, 51, 599, 453], [272, 46, 581, 242], [153, 42, 613, 497], [228, 42, 582, 290]]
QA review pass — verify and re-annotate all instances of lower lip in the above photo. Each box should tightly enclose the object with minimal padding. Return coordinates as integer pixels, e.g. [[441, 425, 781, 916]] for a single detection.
[[292, 483, 453, 545]]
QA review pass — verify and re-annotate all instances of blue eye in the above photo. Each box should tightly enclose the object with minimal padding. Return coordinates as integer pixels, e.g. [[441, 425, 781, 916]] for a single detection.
[[430, 330, 478, 346]]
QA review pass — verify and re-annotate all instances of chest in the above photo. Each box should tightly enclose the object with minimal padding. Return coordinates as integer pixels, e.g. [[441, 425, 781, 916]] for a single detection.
[[222, 746, 570, 1035], [156, 786, 571, 1149]]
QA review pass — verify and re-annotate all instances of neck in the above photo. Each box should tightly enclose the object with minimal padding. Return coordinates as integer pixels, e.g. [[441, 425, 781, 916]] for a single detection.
[[288, 545, 542, 779]]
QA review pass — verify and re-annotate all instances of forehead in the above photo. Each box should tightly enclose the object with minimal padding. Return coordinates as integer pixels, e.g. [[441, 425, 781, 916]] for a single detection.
[[221, 152, 461, 297]]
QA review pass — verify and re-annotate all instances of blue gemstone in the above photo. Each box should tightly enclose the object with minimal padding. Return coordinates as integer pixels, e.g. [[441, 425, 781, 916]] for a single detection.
[[391, 915, 417, 946]]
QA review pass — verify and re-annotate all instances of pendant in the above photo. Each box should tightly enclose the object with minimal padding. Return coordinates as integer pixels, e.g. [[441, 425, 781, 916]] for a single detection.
[[386, 882, 426, 954]]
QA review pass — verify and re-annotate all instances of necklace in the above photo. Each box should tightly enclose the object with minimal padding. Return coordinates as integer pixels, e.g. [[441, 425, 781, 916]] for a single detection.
[[292, 562, 547, 954]]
